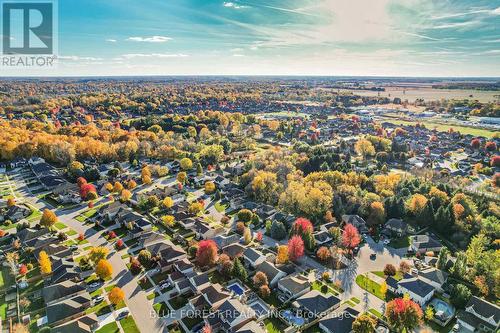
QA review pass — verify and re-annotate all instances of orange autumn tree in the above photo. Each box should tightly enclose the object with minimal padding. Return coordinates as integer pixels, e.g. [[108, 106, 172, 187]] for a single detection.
[[385, 297, 423, 332], [108, 286, 125, 305], [196, 240, 218, 267], [40, 209, 58, 229], [96, 259, 113, 280]]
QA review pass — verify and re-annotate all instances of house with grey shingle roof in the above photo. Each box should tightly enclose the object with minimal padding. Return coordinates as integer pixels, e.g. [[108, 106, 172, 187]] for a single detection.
[[396, 277, 435, 306], [457, 296, 500, 332], [278, 274, 310, 301]]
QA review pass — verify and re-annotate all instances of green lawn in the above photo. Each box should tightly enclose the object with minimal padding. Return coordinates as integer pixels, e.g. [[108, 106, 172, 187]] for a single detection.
[[96, 322, 120, 333], [355, 275, 387, 301], [368, 308, 384, 319], [214, 201, 228, 213], [153, 302, 170, 315], [0, 296, 7, 320], [120, 316, 140, 333], [373, 271, 403, 280], [54, 222, 67, 230], [388, 236, 410, 249], [86, 301, 111, 316], [311, 281, 340, 296], [66, 229, 77, 236], [265, 318, 287, 333]]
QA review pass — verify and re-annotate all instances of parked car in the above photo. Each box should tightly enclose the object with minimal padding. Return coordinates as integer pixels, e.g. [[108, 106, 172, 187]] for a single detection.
[[452, 324, 459, 332], [353, 246, 360, 255], [160, 282, 170, 290], [116, 310, 130, 320], [88, 281, 102, 289], [370, 253, 377, 260], [92, 296, 104, 304]]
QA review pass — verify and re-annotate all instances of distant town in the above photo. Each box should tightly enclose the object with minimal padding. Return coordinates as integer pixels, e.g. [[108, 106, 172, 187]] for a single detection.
[[0, 77, 498, 333]]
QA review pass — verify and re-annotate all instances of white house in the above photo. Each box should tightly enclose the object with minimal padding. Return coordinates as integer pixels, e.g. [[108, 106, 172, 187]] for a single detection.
[[396, 277, 435, 306]]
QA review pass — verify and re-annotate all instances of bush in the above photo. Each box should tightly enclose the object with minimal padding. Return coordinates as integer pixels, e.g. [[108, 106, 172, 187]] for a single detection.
[[384, 264, 397, 276], [237, 209, 253, 223], [236, 222, 245, 235]]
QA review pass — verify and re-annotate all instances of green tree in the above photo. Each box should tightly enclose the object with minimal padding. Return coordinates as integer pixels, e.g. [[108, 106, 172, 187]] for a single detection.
[[436, 247, 449, 270], [352, 314, 377, 333], [270, 221, 287, 240], [231, 257, 247, 281], [450, 284, 472, 309]]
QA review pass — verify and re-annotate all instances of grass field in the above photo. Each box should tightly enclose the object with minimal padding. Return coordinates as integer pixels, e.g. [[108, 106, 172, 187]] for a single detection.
[[355, 274, 387, 301], [379, 117, 496, 138], [120, 316, 140, 333], [96, 322, 119, 333]]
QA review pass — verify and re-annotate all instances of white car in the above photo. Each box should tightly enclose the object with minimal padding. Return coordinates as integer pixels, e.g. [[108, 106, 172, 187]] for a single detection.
[[383, 239, 390, 245], [160, 282, 170, 290]]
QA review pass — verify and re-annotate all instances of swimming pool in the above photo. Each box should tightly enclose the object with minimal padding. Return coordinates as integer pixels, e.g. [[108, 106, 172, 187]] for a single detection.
[[249, 300, 270, 318], [282, 310, 305, 326], [227, 282, 245, 296], [429, 298, 455, 319]]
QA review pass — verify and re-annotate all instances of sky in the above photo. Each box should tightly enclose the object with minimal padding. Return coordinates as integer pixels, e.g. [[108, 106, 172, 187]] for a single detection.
[[2, 0, 500, 77]]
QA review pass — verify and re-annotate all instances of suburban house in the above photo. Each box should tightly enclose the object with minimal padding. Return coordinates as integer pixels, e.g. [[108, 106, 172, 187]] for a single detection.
[[1, 204, 31, 222], [45, 293, 92, 327], [43, 280, 87, 306], [243, 248, 266, 269], [235, 320, 266, 333], [214, 233, 240, 249], [222, 243, 246, 259], [382, 218, 409, 237], [418, 267, 448, 292], [277, 274, 311, 301], [211, 298, 256, 332], [52, 314, 98, 333], [313, 231, 333, 246], [199, 283, 232, 308], [319, 306, 359, 333], [456, 296, 500, 332], [410, 234, 443, 254], [341, 214, 368, 233], [396, 277, 435, 306], [293, 290, 341, 320], [254, 261, 287, 287]]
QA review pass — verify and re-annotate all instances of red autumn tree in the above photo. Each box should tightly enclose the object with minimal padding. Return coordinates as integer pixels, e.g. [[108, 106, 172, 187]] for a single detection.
[[342, 223, 361, 250], [491, 156, 500, 168], [116, 239, 124, 249], [19, 264, 28, 276], [288, 235, 305, 261], [77, 233, 85, 241], [196, 240, 218, 267], [79, 183, 96, 199], [77, 177, 87, 187], [291, 218, 314, 236], [316, 246, 331, 261], [108, 231, 116, 239], [255, 231, 263, 242], [471, 138, 481, 149], [385, 297, 423, 332], [485, 141, 497, 151]]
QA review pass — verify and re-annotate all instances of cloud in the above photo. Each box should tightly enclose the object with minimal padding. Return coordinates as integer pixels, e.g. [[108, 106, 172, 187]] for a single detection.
[[122, 53, 188, 59], [232, 54, 245, 57], [223, 2, 248, 9], [58, 55, 103, 61], [431, 20, 479, 29], [106, 39, 117, 42], [126, 36, 171, 43]]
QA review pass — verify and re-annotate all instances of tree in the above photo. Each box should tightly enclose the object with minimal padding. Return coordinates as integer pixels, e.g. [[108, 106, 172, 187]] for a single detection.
[[425, 306, 434, 321], [161, 215, 175, 227], [218, 254, 233, 276], [243, 227, 252, 244], [12, 323, 29, 333], [369, 201, 386, 224], [474, 275, 489, 296], [180, 157, 193, 170], [188, 202, 203, 215], [108, 286, 125, 305], [259, 284, 271, 298], [385, 297, 423, 332], [19, 296, 31, 314], [328, 226, 342, 245], [196, 163, 203, 176], [291, 217, 314, 236], [7, 197, 15, 207], [342, 224, 361, 250], [399, 261, 410, 274], [471, 138, 481, 149], [450, 284, 472, 309], [127, 179, 137, 189], [451, 252, 467, 278], [120, 189, 132, 202], [138, 249, 152, 267], [89, 246, 109, 264], [237, 209, 253, 223], [96, 259, 113, 280], [352, 314, 377, 333], [380, 281, 388, 297], [130, 257, 142, 274], [288, 235, 305, 261], [406, 194, 428, 216], [163, 196, 174, 209], [466, 234, 487, 264], [204, 181, 216, 194], [317, 246, 331, 261], [80, 183, 97, 199], [19, 264, 28, 276], [270, 220, 287, 240], [436, 248, 449, 270], [105, 182, 113, 192], [196, 240, 218, 267], [177, 171, 187, 184], [355, 139, 376, 159], [38, 250, 52, 275], [384, 264, 397, 276], [253, 271, 268, 288], [231, 257, 247, 281], [276, 245, 289, 264], [113, 181, 123, 193], [40, 209, 58, 229]]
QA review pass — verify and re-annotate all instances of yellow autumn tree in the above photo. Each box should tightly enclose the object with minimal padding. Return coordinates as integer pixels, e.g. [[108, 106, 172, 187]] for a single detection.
[[108, 286, 125, 305], [38, 250, 52, 275], [89, 246, 109, 264], [355, 139, 375, 159], [204, 181, 216, 194], [120, 189, 132, 202], [162, 196, 174, 209], [276, 245, 289, 264], [113, 181, 123, 193], [406, 194, 428, 216], [96, 259, 113, 280], [180, 157, 193, 170], [40, 209, 58, 229]]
